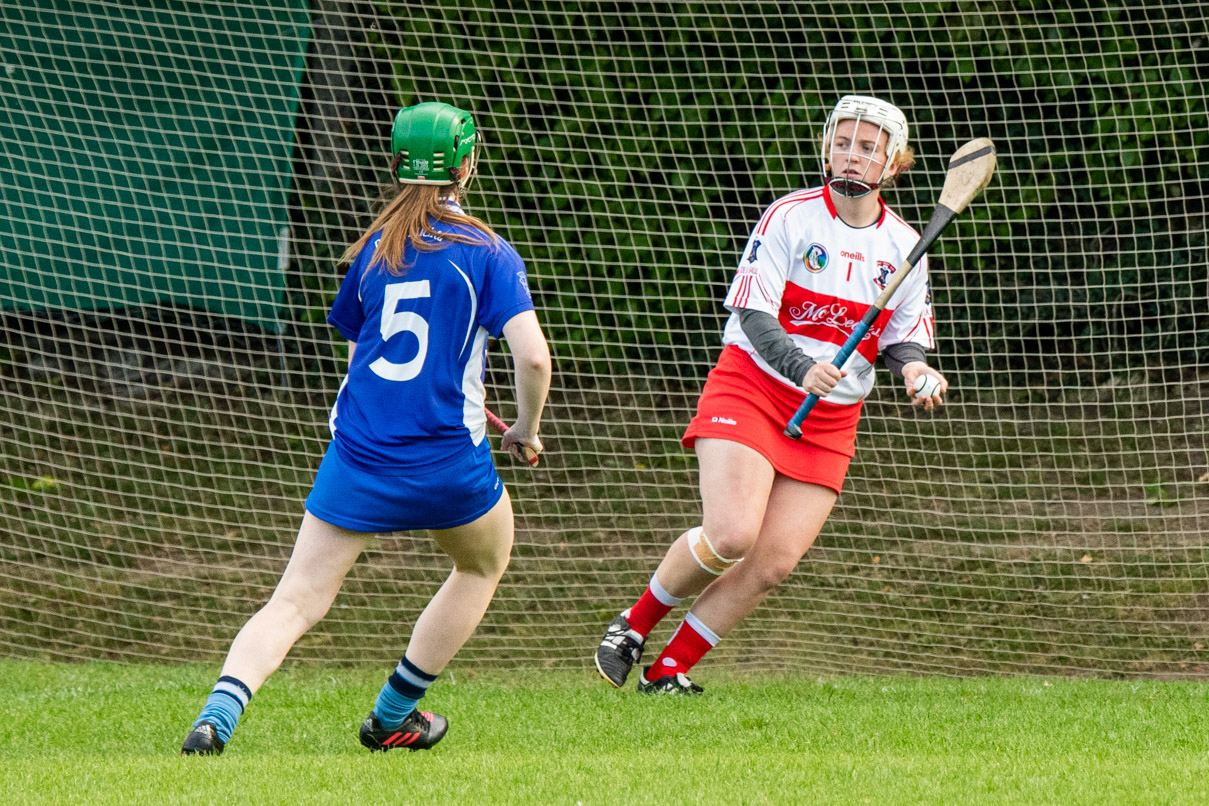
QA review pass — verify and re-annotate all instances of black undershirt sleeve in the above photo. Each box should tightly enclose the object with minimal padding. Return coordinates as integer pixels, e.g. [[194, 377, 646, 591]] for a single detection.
[[880, 341, 926, 378], [737, 308, 815, 386]]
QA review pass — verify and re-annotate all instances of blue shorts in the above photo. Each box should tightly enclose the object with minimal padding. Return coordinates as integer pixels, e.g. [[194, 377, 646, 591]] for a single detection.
[[304, 439, 505, 533]]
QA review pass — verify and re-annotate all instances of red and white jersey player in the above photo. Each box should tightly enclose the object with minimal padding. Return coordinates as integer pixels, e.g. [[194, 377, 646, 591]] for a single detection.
[[724, 184, 934, 406]]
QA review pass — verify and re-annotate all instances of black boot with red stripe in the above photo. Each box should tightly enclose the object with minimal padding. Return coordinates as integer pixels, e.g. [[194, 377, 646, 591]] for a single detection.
[[359, 708, 449, 752]]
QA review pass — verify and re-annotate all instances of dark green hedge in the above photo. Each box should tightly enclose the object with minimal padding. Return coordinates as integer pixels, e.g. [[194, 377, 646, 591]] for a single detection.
[[339, 1, 1209, 386]]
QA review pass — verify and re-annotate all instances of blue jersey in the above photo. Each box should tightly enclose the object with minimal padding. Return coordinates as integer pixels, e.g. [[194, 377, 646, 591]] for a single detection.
[[326, 216, 534, 472]]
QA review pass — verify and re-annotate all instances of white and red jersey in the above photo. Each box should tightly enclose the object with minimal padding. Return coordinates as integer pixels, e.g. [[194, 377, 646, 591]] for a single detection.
[[722, 184, 934, 406]]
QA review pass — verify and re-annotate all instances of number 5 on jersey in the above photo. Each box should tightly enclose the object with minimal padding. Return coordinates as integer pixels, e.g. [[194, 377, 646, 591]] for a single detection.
[[369, 281, 431, 382]]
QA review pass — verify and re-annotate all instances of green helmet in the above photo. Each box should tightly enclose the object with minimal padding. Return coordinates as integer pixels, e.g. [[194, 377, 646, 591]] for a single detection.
[[390, 102, 478, 185]]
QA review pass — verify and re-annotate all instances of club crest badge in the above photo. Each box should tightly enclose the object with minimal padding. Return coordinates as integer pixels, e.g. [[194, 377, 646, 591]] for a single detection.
[[873, 260, 896, 289], [804, 243, 828, 273], [746, 239, 762, 263]]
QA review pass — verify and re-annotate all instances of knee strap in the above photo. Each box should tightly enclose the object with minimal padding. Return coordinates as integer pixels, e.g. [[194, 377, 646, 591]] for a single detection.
[[686, 527, 740, 575]]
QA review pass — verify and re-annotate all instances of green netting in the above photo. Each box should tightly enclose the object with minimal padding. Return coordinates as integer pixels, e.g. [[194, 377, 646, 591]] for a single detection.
[[2, 2, 1209, 679]]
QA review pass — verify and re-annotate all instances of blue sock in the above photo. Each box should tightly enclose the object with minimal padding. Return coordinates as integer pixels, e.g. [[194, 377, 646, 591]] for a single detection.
[[373, 654, 438, 729], [194, 675, 252, 743]]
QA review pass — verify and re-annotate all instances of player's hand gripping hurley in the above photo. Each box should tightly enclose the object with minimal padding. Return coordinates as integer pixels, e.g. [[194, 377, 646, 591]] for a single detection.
[[783, 138, 998, 439], [485, 407, 540, 466]]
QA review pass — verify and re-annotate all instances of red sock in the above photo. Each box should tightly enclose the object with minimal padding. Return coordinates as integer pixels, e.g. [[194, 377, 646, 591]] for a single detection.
[[625, 588, 674, 637], [649, 617, 715, 679]]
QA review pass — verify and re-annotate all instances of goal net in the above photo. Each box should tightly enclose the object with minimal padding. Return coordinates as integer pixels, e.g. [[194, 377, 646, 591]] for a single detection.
[[2, 0, 1207, 678]]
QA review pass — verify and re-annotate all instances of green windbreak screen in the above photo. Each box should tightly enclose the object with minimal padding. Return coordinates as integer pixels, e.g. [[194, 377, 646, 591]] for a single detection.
[[0, 1, 311, 332]]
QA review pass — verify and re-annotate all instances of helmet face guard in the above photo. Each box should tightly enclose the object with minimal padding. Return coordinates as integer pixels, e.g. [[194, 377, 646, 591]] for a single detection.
[[821, 95, 909, 198], [390, 102, 478, 186]]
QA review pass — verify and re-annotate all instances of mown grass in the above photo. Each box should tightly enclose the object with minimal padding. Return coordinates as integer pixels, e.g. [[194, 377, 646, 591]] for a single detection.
[[2, 660, 1208, 805]]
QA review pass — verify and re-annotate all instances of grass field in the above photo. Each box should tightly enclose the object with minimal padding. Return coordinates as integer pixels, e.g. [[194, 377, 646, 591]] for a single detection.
[[2, 660, 1208, 805]]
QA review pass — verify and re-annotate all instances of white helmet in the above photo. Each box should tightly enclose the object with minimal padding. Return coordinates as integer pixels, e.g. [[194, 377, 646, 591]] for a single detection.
[[821, 95, 910, 198]]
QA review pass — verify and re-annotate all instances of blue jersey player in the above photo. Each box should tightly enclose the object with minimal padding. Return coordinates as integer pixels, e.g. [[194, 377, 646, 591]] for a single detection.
[[181, 102, 551, 755]]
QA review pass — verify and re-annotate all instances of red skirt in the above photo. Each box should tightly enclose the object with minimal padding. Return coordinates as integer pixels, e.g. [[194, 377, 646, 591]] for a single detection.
[[681, 345, 861, 493]]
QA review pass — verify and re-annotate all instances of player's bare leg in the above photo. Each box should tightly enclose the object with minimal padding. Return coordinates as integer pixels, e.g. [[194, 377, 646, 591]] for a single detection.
[[182, 513, 372, 754], [638, 475, 834, 695], [680, 475, 836, 644], [359, 491, 514, 752], [406, 491, 514, 672], [218, 512, 372, 690], [595, 439, 773, 687], [657, 438, 776, 595]]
